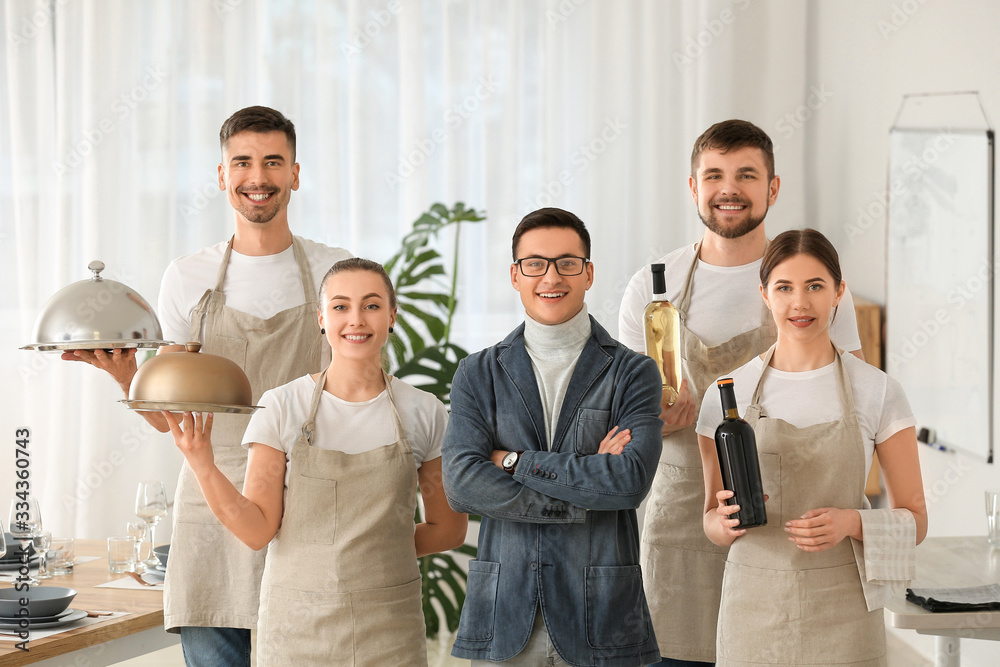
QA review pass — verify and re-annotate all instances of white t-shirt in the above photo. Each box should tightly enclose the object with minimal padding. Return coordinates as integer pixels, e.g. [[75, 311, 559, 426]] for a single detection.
[[695, 352, 916, 478], [618, 242, 862, 352], [157, 236, 352, 344], [242, 375, 447, 487]]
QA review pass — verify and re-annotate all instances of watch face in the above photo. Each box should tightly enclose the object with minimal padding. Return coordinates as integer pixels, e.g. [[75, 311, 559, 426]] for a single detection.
[[502, 451, 518, 468]]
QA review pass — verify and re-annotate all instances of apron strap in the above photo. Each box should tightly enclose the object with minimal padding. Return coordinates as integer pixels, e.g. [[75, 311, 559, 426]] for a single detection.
[[675, 241, 701, 322], [382, 370, 413, 451], [300, 366, 330, 445], [290, 236, 317, 304]]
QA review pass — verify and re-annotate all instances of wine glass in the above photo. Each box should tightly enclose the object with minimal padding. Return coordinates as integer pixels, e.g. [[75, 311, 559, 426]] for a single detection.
[[33, 531, 52, 580], [8, 496, 42, 585], [0, 518, 7, 560], [126, 521, 148, 569], [135, 481, 168, 568]]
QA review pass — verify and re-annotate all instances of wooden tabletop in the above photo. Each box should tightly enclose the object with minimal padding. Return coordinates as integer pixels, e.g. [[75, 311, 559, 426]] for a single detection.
[[0, 539, 166, 666], [885, 535, 1000, 638]]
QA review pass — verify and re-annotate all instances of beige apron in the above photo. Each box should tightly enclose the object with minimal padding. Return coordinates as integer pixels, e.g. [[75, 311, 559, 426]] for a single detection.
[[717, 345, 885, 666], [256, 368, 426, 666], [164, 237, 325, 632], [641, 242, 776, 662]]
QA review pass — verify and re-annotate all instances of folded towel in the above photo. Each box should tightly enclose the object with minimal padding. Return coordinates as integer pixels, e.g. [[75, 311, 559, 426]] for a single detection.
[[906, 584, 1000, 612]]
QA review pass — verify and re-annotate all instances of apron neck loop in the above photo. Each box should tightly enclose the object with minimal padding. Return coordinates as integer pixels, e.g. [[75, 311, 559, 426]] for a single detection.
[[214, 236, 315, 303], [749, 341, 857, 422]]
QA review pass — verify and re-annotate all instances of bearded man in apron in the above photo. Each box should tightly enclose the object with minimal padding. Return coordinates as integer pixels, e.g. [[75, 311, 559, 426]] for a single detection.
[[63, 106, 351, 666], [617, 120, 863, 666]]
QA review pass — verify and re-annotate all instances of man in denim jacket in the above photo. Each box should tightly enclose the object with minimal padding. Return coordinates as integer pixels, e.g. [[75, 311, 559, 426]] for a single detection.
[[443, 208, 663, 666]]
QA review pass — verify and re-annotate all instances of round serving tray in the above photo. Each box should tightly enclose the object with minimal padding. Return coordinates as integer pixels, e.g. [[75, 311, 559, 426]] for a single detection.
[[120, 400, 261, 415], [21, 339, 172, 352]]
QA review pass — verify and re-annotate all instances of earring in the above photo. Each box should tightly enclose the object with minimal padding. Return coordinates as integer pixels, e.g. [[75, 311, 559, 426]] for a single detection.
[[388, 326, 394, 334], [320, 328, 325, 334]]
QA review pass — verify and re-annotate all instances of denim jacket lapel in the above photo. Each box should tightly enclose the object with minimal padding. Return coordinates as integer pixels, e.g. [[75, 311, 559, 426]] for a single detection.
[[497, 324, 547, 450], [550, 317, 613, 452]]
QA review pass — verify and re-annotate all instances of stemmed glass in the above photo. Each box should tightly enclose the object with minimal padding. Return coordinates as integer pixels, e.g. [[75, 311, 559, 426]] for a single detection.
[[32, 531, 52, 580], [8, 496, 42, 585], [0, 518, 7, 560], [126, 521, 148, 569], [135, 481, 167, 569]]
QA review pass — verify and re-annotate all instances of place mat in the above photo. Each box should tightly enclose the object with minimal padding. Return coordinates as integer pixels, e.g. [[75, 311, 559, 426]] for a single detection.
[[0, 611, 128, 641], [906, 584, 1000, 613], [95, 576, 163, 591]]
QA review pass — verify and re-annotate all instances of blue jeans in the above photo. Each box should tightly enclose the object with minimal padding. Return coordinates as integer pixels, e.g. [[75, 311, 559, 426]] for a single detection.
[[179, 626, 251, 667], [648, 660, 713, 667]]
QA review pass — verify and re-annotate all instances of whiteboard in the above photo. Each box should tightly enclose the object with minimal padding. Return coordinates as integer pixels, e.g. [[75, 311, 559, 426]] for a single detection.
[[886, 129, 993, 461]]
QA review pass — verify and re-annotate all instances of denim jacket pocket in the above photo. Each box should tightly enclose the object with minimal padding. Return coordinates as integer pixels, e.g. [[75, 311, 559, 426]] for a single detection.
[[584, 565, 650, 649], [574, 409, 611, 456], [455, 559, 501, 642]]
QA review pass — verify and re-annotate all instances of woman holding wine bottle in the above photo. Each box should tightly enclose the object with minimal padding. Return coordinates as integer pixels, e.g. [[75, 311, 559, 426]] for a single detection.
[[695, 229, 927, 666], [163, 258, 468, 665]]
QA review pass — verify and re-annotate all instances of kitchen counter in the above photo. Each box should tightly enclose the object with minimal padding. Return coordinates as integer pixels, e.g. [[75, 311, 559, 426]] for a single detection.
[[0, 539, 178, 666]]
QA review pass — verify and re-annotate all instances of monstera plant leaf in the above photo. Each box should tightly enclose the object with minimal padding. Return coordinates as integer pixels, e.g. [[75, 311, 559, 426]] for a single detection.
[[385, 202, 485, 638], [394, 343, 468, 406], [385, 202, 485, 372]]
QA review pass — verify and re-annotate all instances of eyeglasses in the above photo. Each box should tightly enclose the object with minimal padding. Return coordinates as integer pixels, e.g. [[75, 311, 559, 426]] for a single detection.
[[514, 256, 589, 277]]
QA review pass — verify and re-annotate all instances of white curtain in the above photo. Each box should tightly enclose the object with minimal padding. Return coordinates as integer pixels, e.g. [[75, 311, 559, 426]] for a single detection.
[[0, 0, 810, 539]]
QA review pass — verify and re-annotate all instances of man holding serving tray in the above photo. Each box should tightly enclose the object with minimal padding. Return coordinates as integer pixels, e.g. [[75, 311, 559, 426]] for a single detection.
[[63, 106, 351, 666]]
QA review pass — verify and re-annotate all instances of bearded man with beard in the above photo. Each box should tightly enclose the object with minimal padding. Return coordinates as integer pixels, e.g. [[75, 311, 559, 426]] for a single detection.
[[63, 106, 351, 666], [617, 119, 864, 667]]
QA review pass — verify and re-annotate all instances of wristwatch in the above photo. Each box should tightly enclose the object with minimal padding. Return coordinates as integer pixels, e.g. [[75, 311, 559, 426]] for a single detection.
[[501, 451, 523, 475]]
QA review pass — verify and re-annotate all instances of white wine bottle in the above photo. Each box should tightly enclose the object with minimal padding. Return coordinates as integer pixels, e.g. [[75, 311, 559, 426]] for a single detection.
[[643, 264, 682, 404]]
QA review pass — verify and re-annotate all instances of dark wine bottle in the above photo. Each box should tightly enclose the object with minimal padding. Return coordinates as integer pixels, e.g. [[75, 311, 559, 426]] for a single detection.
[[714, 378, 767, 528]]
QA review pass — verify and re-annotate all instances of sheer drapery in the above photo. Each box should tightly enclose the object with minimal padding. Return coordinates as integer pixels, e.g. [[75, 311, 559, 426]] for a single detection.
[[1, 0, 809, 538]]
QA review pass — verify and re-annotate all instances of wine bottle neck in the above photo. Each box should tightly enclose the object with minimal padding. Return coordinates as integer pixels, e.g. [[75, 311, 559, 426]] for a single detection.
[[724, 408, 739, 420]]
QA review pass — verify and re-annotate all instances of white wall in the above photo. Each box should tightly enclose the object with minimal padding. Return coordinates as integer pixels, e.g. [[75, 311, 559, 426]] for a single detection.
[[807, 1, 1000, 663]]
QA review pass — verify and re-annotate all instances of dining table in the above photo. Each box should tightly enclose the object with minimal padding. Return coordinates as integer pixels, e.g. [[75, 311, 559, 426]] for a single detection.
[[884, 535, 1000, 667], [0, 539, 178, 666]]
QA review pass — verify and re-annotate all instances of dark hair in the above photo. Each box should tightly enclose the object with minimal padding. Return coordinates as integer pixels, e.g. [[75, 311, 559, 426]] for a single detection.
[[219, 106, 297, 161], [511, 208, 591, 261], [691, 119, 775, 182], [319, 258, 397, 310], [760, 228, 843, 288]]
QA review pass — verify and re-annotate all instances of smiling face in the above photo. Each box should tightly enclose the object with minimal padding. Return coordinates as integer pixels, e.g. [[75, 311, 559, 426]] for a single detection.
[[218, 130, 300, 227], [319, 269, 396, 362], [760, 252, 845, 347], [511, 226, 593, 326], [689, 146, 779, 239]]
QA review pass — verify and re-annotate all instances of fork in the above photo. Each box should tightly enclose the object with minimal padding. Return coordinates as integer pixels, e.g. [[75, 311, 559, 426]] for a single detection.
[[125, 571, 159, 587]]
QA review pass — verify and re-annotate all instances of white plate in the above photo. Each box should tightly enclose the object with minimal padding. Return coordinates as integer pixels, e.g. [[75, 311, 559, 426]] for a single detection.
[[0, 608, 87, 629], [120, 400, 261, 415], [155, 564, 167, 572], [21, 340, 172, 352], [0, 556, 39, 572]]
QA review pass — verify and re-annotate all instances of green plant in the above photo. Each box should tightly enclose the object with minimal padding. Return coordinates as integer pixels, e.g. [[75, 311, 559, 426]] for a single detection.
[[384, 202, 484, 637]]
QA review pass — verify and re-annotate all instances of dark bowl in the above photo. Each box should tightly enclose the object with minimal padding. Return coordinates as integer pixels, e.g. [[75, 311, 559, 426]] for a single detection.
[[153, 544, 169, 568], [0, 586, 77, 618]]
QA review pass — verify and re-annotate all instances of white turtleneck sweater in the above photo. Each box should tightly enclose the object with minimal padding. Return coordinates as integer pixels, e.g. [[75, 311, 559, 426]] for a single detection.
[[522, 305, 593, 449]]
